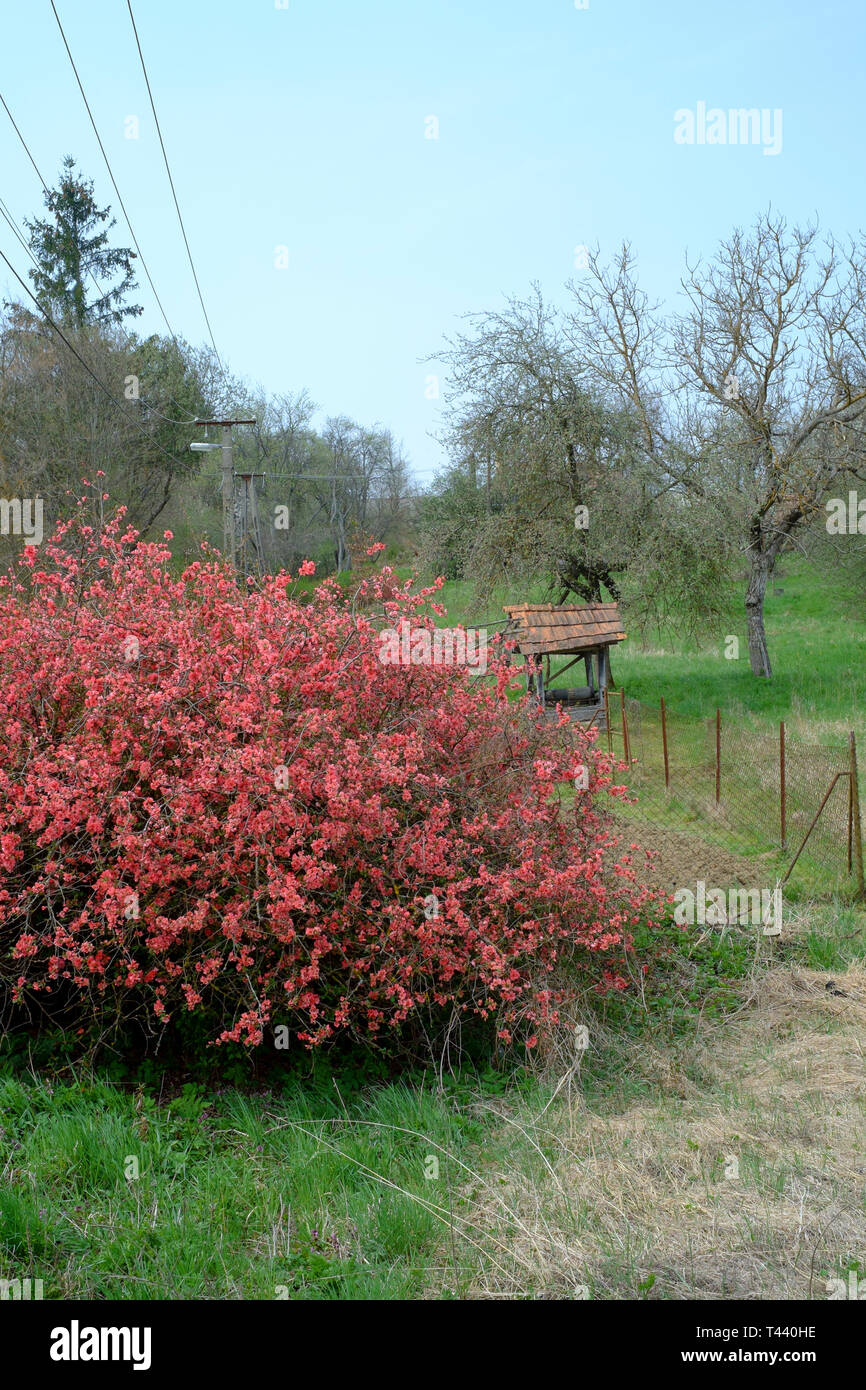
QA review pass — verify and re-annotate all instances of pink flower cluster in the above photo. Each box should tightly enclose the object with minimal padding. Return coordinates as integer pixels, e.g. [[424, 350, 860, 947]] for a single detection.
[[0, 506, 663, 1049]]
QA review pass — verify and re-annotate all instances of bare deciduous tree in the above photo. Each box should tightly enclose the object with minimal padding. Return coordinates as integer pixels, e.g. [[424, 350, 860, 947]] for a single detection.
[[0, 308, 206, 542], [569, 213, 866, 676], [427, 288, 730, 632]]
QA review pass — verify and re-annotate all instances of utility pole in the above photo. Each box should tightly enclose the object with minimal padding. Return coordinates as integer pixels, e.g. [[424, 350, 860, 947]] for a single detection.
[[192, 419, 255, 568]]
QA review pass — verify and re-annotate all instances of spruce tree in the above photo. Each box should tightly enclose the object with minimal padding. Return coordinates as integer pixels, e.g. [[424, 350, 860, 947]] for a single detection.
[[25, 156, 142, 327]]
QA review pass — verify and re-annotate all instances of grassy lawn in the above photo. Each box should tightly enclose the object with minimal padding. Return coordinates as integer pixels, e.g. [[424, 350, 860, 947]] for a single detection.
[[0, 1060, 516, 1300], [611, 557, 866, 745], [434, 555, 866, 745]]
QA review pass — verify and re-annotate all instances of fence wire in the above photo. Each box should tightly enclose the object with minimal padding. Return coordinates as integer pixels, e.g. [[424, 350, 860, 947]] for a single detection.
[[602, 693, 859, 895]]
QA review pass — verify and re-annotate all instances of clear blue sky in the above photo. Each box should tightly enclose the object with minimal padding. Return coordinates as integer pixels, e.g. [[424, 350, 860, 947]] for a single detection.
[[1, 0, 863, 483]]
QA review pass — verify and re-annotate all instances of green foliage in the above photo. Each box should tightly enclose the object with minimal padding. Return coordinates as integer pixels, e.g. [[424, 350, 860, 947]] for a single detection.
[[0, 1065, 507, 1299], [417, 472, 491, 580], [24, 156, 141, 327], [603, 554, 866, 730]]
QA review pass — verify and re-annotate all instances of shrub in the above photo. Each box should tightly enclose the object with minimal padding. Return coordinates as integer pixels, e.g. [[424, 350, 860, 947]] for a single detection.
[[0, 502, 663, 1052]]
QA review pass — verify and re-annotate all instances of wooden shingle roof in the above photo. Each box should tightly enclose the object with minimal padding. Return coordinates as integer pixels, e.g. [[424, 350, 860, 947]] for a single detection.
[[503, 602, 626, 656]]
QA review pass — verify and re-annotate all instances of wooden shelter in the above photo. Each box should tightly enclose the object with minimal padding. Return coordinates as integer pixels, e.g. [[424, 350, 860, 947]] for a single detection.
[[503, 602, 626, 726]]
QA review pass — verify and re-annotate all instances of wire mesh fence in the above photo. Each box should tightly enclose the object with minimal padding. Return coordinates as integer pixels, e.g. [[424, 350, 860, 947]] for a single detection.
[[601, 691, 864, 897]]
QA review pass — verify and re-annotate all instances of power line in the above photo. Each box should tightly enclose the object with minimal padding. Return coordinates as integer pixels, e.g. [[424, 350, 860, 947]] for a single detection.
[[0, 242, 191, 474], [12, 17, 202, 423], [49, 0, 181, 348], [0, 91, 48, 190], [0, 163, 197, 426], [0, 163, 195, 425], [257, 473, 384, 481], [126, 0, 223, 371], [0, 194, 37, 266]]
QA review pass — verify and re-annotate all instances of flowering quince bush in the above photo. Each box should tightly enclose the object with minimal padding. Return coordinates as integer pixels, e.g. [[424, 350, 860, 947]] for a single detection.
[[0, 503, 666, 1052]]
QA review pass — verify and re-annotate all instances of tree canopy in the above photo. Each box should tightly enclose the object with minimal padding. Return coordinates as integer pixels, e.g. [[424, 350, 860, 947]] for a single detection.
[[24, 156, 141, 328]]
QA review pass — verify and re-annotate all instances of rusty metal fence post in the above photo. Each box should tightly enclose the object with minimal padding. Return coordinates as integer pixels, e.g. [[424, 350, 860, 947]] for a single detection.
[[620, 688, 631, 766], [848, 761, 853, 875], [596, 690, 861, 893], [780, 720, 786, 850], [850, 731, 865, 900]]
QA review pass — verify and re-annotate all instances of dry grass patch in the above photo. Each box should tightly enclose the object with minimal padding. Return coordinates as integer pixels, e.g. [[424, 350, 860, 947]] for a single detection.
[[456, 961, 866, 1300]]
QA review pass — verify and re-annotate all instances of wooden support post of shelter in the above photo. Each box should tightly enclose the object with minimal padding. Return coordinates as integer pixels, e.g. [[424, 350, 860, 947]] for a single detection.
[[502, 602, 627, 733]]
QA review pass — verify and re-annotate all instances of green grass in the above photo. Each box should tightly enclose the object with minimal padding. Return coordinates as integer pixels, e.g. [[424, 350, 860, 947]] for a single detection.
[[429, 556, 866, 900], [611, 555, 866, 738], [570, 901, 865, 1110], [434, 555, 866, 742], [0, 1067, 511, 1300]]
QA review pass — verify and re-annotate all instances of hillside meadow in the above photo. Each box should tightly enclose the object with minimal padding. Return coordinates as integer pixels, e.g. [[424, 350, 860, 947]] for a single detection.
[[2, 545, 864, 1301]]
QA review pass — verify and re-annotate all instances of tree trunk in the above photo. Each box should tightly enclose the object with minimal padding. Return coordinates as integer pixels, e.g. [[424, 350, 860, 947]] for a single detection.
[[330, 476, 350, 571], [745, 550, 773, 677]]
